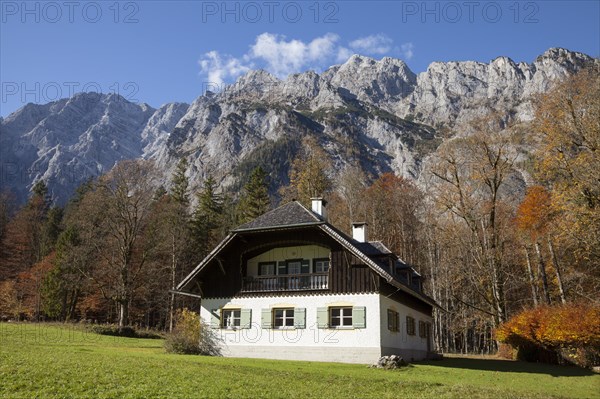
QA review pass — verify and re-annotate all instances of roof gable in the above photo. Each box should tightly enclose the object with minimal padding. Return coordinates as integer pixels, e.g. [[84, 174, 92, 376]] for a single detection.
[[234, 201, 323, 231], [176, 201, 438, 309]]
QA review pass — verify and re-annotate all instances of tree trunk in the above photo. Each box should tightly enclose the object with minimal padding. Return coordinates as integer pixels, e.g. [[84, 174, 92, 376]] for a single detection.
[[169, 234, 177, 332], [524, 246, 539, 306], [535, 241, 551, 304], [118, 300, 129, 329], [547, 238, 566, 304]]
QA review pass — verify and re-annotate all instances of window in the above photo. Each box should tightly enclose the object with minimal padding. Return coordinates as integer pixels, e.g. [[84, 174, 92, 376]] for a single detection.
[[317, 306, 365, 329], [387, 309, 399, 332], [287, 260, 301, 275], [262, 308, 305, 329], [222, 309, 241, 329], [330, 307, 353, 327], [258, 262, 275, 276], [314, 259, 330, 273], [273, 308, 294, 328], [419, 321, 427, 338], [406, 316, 416, 336]]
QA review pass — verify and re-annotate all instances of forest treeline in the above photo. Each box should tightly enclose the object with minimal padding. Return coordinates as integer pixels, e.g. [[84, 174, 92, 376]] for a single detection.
[[0, 69, 598, 354]]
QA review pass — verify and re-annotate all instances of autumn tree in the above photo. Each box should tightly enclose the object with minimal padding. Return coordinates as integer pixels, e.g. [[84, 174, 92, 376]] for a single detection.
[[0, 190, 15, 245], [364, 173, 423, 264], [280, 136, 332, 206], [532, 67, 600, 299], [327, 166, 368, 231], [515, 186, 567, 304], [428, 118, 521, 327], [73, 160, 160, 329], [0, 181, 51, 280]]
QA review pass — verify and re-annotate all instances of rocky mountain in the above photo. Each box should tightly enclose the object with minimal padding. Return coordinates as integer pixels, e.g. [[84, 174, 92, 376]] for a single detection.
[[0, 48, 596, 204]]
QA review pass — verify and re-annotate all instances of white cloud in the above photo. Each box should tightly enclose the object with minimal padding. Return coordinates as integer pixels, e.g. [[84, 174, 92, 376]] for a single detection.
[[401, 42, 414, 60], [198, 51, 252, 87], [249, 33, 340, 77], [336, 47, 353, 63], [349, 34, 393, 55], [198, 33, 411, 88]]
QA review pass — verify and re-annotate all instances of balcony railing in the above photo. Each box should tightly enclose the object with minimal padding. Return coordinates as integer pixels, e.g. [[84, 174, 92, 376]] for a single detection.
[[241, 274, 329, 292]]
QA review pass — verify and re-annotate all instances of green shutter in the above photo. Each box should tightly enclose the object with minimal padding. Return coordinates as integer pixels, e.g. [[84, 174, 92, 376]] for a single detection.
[[261, 308, 272, 329], [210, 309, 220, 329], [316, 307, 329, 328], [301, 259, 310, 274], [294, 308, 306, 329], [240, 309, 252, 329], [352, 306, 366, 328]]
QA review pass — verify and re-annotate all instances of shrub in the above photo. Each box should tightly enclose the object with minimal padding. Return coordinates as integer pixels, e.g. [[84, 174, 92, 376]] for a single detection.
[[88, 324, 162, 339], [164, 308, 221, 356], [496, 303, 600, 367]]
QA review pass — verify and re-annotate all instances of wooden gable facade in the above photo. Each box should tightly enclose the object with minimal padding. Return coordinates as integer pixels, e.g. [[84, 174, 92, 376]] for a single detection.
[[177, 201, 435, 315]]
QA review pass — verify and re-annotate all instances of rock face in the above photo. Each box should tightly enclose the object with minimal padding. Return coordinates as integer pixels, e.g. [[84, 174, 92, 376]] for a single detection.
[[0, 48, 596, 204]]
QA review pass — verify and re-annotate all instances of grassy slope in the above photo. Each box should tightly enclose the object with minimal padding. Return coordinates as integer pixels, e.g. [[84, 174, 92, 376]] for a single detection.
[[0, 323, 598, 399]]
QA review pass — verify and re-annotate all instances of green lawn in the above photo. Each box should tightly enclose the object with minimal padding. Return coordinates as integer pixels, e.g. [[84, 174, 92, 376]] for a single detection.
[[0, 323, 598, 399]]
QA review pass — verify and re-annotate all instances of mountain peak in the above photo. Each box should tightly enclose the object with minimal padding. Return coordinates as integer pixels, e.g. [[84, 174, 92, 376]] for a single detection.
[[2, 47, 596, 206], [536, 47, 595, 64], [234, 69, 279, 87]]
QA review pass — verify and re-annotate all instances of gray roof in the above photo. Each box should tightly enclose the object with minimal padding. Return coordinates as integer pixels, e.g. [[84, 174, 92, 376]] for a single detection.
[[233, 201, 323, 232], [355, 241, 392, 256]]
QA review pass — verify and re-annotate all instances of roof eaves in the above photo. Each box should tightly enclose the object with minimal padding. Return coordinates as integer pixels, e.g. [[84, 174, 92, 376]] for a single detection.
[[319, 224, 439, 309], [232, 221, 325, 233], [176, 232, 237, 291]]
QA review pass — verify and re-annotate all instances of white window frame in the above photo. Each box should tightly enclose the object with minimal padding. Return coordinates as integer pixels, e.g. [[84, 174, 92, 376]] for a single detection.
[[273, 308, 295, 329], [258, 262, 275, 276], [330, 307, 353, 328], [314, 259, 330, 273], [287, 261, 301, 275], [221, 309, 241, 329]]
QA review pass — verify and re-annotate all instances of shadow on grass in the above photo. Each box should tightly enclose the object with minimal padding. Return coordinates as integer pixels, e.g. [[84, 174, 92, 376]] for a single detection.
[[421, 357, 596, 377]]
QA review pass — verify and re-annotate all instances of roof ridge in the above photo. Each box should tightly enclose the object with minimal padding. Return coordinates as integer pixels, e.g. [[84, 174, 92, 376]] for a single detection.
[[293, 200, 323, 221], [233, 201, 323, 232]]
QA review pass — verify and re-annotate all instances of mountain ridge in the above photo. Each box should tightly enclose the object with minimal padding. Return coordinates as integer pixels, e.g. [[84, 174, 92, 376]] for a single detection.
[[1, 47, 597, 204]]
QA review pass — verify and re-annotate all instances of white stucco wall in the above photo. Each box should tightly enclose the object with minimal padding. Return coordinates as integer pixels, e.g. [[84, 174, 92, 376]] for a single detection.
[[378, 295, 433, 361], [201, 293, 382, 364]]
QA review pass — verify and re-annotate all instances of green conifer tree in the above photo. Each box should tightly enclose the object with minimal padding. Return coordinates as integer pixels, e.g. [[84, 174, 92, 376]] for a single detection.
[[237, 167, 270, 224]]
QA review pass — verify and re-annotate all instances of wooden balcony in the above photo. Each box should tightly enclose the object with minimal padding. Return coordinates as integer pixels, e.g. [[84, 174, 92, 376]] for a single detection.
[[241, 274, 329, 292]]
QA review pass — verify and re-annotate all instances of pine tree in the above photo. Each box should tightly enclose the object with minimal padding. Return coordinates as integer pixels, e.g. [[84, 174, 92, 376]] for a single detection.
[[191, 176, 223, 259], [237, 167, 270, 224], [165, 158, 192, 331], [171, 158, 190, 207], [41, 206, 63, 258]]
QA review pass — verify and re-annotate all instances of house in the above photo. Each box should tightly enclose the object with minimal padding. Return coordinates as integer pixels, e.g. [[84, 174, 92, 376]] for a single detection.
[[175, 199, 437, 364]]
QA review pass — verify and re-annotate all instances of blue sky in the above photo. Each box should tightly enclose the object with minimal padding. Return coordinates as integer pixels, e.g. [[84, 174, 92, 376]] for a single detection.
[[1, 0, 599, 116]]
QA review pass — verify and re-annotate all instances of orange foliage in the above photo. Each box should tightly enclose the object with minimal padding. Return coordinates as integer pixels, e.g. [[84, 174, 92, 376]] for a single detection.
[[13, 253, 57, 318], [497, 303, 600, 349], [514, 185, 553, 240]]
